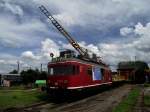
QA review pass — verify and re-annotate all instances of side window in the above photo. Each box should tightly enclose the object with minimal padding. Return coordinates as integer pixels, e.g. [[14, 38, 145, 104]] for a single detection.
[[71, 65, 79, 75], [101, 69, 104, 79], [87, 67, 92, 76], [76, 66, 79, 74], [93, 67, 101, 80]]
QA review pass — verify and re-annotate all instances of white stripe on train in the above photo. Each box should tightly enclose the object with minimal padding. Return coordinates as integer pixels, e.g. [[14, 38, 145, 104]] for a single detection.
[[67, 82, 112, 89]]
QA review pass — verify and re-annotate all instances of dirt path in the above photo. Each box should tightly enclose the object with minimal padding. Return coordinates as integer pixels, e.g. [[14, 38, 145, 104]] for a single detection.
[[52, 84, 133, 112]]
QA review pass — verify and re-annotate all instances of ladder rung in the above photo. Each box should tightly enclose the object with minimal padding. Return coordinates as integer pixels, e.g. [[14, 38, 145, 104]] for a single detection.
[[57, 25, 61, 28]]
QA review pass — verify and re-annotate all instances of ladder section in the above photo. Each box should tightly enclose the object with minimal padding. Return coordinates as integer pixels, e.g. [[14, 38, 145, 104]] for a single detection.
[[39, 5, 86, 56]]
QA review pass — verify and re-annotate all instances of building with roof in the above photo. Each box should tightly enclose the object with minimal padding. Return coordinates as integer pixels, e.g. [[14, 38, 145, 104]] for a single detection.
[[0, 73, 22, 87], [117, 61, 149, 83]]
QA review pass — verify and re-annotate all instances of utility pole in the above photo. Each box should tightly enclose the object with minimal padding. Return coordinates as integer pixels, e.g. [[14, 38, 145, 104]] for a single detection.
[[17, 61, 20, 74], [135, 56, 136, 62], [41, 64, 43, 72], [134, 56, 136, 81]]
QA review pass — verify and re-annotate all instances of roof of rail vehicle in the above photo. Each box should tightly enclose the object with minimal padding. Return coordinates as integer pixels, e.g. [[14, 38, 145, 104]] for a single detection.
[[48, 57, 110, 70]]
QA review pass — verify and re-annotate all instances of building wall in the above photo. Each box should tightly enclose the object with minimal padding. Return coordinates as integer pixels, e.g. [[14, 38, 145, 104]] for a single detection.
[[0, 74, 21, 87], [3, 80, 10, 87], [118, 69, 134, 81]]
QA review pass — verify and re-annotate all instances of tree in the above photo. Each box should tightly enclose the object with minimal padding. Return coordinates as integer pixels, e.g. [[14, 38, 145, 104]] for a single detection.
[[20, 69, 47, 84], [118, 61, 149, 71], [37, 71, 47, 80], [9, 69, 18, 74]]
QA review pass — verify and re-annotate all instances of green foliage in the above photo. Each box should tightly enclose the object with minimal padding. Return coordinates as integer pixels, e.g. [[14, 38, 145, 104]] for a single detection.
[[144, 83, 150, 87], [20, 69, 47, 84], [144, 95, 150, 106], [0, 85, 25, 90], [118, 61, 149, 70], [113, 88, 140, 112], [9, 69, 18, 74]]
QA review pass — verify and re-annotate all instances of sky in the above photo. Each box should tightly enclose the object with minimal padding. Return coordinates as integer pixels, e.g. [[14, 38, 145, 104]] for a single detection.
[[0, 0, 150, 73]]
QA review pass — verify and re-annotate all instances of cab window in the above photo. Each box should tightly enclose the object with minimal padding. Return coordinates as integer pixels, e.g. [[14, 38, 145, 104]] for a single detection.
[[48, 65, 79, 75]]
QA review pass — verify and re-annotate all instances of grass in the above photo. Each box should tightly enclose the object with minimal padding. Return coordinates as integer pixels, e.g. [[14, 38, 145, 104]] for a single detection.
[[0, 85, 25, 90], [144, 83, 150, 87], [113, 88, 140, 112], [144, 95, 150, 106], [0, 89, 48, 109], [143, 82, 150, 106]]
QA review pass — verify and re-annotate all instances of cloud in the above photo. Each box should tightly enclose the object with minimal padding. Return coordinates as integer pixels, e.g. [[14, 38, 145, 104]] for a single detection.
[[0, 53, 19, 73], [121, 22, 150, 53], [0, 16, 48, 48], [0, 37, 61, 73], [0, 1, 23, 16], [41, 38, 60, 58], [54, 13, 75, 27], [134, 22, 150, 35], [21, 51, 40, 60], [119, 22, 150, 54], [99, 22, 150, 66], [4, 3, 23, 16], [120, 27, 134, 36], [0, 60, 5, 64], [20, 38, 61, 66], [35, 0, 150, 29], [1, 0, 150, 73]]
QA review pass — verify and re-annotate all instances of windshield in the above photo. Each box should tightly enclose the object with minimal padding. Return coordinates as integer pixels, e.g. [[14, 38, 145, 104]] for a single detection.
[[48, 65, 78, 75]]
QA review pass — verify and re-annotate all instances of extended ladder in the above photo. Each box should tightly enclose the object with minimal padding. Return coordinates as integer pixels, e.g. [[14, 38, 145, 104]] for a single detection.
[[39, 5, 86, 56]]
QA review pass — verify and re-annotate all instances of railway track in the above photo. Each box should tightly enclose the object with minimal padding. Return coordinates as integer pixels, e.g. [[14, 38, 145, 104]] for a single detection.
[[56, 84, 134, 112], [3, 101, 66, 112], [1, 84, 134, 112]]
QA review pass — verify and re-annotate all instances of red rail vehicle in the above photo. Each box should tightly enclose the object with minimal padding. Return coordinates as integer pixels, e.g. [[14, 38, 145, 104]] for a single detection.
[[39, 6, 112, 93]]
